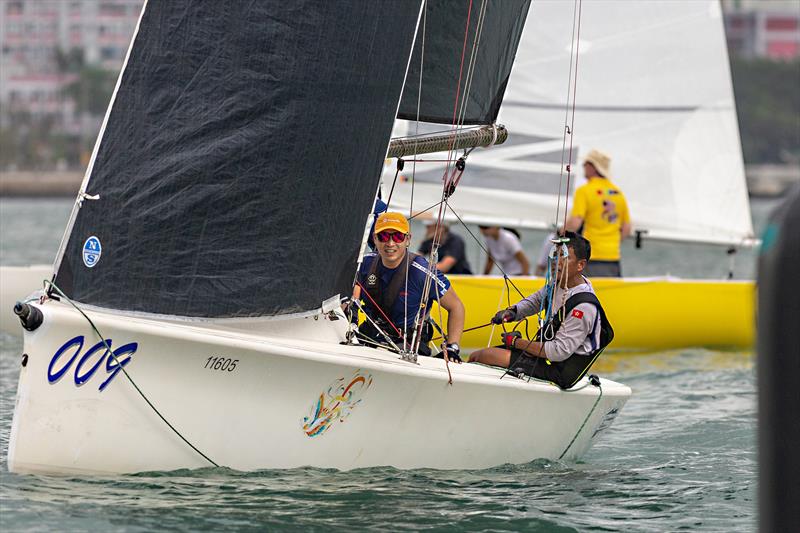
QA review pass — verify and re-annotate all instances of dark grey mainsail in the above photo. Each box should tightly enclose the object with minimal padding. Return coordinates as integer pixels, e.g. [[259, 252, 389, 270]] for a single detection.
[[53, 1, 422, 318], [398, 0, 531, 125]]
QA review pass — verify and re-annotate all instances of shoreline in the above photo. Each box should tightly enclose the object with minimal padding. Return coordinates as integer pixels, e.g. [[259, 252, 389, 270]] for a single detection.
[[1, 165, 798, 198], [0, 171, 83, 198]]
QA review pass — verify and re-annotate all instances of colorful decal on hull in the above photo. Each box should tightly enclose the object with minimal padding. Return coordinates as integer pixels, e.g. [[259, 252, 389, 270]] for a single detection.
[[302, 370, 373, 437]]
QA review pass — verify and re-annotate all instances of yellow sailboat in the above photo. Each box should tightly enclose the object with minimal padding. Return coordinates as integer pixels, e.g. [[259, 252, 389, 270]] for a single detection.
[[436, 275, 754, 351]]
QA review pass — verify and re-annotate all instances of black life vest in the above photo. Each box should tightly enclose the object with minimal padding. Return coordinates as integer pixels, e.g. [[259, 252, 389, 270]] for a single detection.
[[535, 291, 614, 389], [361, 252, 433, 353], [363, 252, 420, 328]]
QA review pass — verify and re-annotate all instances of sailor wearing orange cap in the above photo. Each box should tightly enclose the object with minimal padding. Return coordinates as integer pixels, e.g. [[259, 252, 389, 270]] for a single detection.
[[352, 212, 464, 361]]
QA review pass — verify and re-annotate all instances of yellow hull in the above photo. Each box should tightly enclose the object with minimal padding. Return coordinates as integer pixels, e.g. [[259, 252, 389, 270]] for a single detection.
[[434, 275, 756, 352]]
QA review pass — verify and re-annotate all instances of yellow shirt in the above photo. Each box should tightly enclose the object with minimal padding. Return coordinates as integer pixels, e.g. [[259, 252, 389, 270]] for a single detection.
[[570, 177, 630, 261]]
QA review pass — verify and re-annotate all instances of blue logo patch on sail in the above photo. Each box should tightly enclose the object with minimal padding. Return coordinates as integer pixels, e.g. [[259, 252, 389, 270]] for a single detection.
[[82, 236, 102, 268]]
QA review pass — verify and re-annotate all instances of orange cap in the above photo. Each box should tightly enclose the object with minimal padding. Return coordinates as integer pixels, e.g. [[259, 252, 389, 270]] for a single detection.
[[374, 212, 410, 234]]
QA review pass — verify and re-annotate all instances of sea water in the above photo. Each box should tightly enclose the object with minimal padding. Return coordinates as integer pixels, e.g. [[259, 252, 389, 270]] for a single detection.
[[0, 197, 778, 531]]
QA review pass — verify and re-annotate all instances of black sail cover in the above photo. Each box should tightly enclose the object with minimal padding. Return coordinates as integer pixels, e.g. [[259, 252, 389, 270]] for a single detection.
[[397, 0, 531, 125], [54, 1, 422, 318]]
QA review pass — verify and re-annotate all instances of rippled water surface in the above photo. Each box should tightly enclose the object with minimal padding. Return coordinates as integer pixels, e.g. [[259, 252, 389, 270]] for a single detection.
[[0, 198, 775, 531]]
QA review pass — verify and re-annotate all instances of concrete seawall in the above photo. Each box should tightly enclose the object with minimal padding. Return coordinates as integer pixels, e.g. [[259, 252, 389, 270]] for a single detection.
[[2, 166, 798, 198], [0, 172, 82, 197], [746, 164, 800, 197]]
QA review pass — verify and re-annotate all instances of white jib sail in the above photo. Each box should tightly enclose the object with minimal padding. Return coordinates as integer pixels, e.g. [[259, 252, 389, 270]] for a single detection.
[[387, 0, 754, 247]]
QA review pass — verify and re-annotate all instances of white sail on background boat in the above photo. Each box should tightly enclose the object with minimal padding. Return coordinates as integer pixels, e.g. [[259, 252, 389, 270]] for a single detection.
[[384, 0, 757, 352], [388, 0, 754, 246], [7, 0, 630, 475]]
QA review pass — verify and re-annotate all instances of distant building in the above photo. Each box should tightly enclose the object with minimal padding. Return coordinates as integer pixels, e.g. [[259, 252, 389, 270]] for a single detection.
[[0, 0, 142, 130], [723, 0, 800, 60]]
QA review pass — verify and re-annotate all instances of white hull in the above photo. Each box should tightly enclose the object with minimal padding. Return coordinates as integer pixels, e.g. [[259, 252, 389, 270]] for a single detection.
[[8, 300, 630, 474]]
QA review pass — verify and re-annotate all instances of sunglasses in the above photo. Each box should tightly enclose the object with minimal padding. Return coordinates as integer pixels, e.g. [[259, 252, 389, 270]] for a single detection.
[[376, 231, 407, 243]]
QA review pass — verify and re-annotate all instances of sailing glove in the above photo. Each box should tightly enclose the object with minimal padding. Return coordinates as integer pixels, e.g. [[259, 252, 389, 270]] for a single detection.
[[501, 331, 522, 349], [441, 343, 462, 363], [491, 307, 516, 324]]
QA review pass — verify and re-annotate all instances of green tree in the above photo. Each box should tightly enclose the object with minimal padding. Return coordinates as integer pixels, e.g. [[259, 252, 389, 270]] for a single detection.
[[730, 58, 800, 164], [62, 65, 117, 117]]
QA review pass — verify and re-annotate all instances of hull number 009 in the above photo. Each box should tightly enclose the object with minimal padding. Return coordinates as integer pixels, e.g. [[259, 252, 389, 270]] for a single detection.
[[205, 357, 238, 372]]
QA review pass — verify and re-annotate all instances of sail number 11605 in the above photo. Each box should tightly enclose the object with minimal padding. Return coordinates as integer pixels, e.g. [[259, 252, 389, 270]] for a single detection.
[[205, 356, 238, 372]]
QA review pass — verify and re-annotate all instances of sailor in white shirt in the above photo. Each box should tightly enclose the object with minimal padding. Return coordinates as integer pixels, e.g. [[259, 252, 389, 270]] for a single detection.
[[479, 226, 530, 276]]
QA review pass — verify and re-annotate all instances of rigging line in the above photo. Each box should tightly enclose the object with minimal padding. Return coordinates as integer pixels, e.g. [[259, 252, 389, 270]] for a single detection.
[[424, 0, 479, 264], [406, 0, 428, 347], [432, 321, 492, 342], [504, 275, 513, 309], [407, 199, 446, 220], [408, 0, 427, 221], [487, 283, 507, 347], [411, 243, 438, 356], [385, 161, 403, 208], [351, 298, 403, 353], [558, 381, 603, 460], [554, 0, 582, 229], [457, 0, 487, 136], [351, 331, 401, 352], [447, 0, 475, 131], [443, 201, 551, 341], [44, 280, 220, 468], [394, 125, 484, 140], [455, 0, 489, 129], [411, 0, 479, 354], [431, 281, 453, 385], [438, 0, 475, 189], [443, 202, 528, 300], [543, 241, 572, 326], [442, 0, 487, 194], [355, 280, 403, 337], [561, 0, 583, 231], [399, 159, 459, 163]]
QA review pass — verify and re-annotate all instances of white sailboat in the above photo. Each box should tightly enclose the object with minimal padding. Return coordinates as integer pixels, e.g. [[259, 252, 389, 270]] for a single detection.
[[7, 0, 630, 475], [386, 0, 756, 351]]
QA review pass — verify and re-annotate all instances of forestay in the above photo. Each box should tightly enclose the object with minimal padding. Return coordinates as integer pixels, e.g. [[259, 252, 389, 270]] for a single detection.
[[388, 0, 754, 247], [52, 1, 423, 318]]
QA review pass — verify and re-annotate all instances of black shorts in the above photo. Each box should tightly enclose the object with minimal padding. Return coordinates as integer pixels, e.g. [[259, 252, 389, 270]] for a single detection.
[[507, 348, 562, 385]]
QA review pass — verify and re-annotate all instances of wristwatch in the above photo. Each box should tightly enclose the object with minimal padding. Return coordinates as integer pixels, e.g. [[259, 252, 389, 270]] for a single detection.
[[447, 343, 460, 353]]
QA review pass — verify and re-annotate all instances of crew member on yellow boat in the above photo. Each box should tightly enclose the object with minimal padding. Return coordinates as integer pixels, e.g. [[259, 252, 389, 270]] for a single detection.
[[418, 220, 473, 274], [478, 225, 530, 276], [469, 232, 614, 389], [565, 149, 631, 277], [352, 212, 465, 361]]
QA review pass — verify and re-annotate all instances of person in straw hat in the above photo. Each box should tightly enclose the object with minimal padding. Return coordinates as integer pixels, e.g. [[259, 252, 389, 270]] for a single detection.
[[565, 148, 631, 277]]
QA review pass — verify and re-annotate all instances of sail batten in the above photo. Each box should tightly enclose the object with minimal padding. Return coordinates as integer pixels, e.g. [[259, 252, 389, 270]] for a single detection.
[[54, 1, 423, 318]]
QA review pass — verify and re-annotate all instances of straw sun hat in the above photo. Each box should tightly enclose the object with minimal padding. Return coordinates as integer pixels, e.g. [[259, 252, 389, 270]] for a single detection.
[[583, 149, 611, 178]]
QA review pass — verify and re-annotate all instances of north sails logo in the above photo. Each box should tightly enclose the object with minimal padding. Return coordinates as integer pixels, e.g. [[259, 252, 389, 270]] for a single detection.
[[82, 236, 102, 268]]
